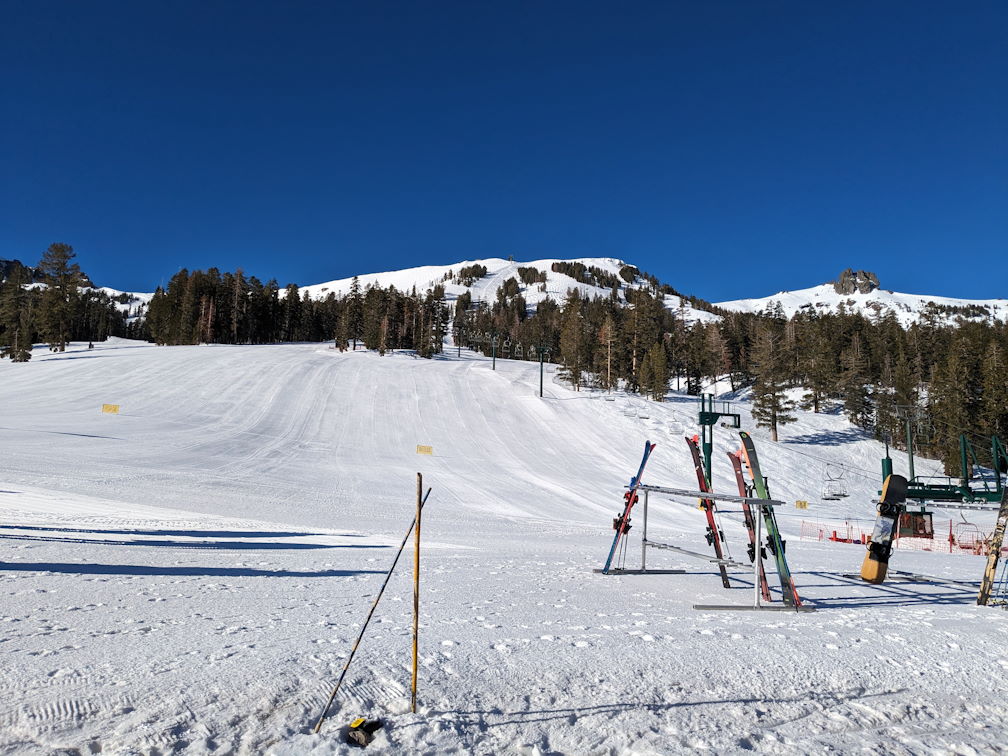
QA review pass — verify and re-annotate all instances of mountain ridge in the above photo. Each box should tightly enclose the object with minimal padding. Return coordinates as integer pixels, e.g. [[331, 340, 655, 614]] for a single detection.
[[3, 256, 1003, 327]]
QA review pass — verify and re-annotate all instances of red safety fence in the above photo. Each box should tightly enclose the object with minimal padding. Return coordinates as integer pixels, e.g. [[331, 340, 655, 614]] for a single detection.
[[800, 519, 993, 557]]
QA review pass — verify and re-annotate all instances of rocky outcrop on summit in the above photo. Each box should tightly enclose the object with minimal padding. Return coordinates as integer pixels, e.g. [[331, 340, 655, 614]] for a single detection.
[[833, 269, 879, 295]]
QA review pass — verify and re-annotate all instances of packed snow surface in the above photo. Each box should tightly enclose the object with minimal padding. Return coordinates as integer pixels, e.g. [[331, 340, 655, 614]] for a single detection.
[[1, 339, 1006, 754]]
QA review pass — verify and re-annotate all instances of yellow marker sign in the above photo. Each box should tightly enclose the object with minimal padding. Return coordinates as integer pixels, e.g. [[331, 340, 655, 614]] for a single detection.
[[416, 445, 433, 456], [101, 404, 120, 415], [796, 500, 809, 510]]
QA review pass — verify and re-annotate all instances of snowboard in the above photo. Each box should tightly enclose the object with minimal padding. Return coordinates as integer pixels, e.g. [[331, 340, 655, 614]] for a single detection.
[[977, 487, 1008, 605], [859, 473, 909, 584]]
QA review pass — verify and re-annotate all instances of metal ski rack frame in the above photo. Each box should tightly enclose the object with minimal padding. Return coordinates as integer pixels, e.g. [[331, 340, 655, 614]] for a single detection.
[[697, 394, 741, 485], [636, 484, 816, 613]]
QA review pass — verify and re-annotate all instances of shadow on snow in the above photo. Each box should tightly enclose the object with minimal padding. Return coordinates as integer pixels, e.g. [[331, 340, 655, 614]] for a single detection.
[[423, 686, 907, 730], [784, 428, 868, 446], [0, 426, 123, 440], [0, 561, 384, 578], [0, 533, 383, 550], [0, 524, 357, 539]]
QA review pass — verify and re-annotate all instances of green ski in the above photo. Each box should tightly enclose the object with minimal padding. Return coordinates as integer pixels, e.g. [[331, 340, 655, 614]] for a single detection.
[[738, 431, 802, 608]]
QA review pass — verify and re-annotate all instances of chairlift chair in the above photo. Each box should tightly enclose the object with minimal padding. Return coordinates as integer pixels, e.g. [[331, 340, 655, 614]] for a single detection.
[[821, 464, 849, 501]]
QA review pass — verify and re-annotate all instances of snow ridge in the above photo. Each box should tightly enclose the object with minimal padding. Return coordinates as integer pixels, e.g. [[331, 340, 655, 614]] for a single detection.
[[715, 281, 1008, 327]]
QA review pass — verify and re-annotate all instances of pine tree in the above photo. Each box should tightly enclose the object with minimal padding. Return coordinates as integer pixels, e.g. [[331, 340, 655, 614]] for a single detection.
[[0, 264, 34, 362], [872, 352, 898, 444], [595, 313, 618, 391], [38, 242, 82, 352], [644, 342, 669, 401], [981, 342, 1008, 442], [705, 323, 732, 391], [799, 319, 836, 413], [928, 343, 976, 475], [231, 269, 247, 343], [750, 326, 796, 442], [349, 276, 363, 350], [840, 333, 872, 427], [559, 293, 587, 390], [179, 272, 198, 344]]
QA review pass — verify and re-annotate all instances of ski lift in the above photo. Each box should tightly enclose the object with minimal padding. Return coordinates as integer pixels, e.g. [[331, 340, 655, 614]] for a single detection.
[[502, 338, 511, 357], [898, 510, 933, 539], [821, 464, 849, 501], [514, 343, 523, 358]]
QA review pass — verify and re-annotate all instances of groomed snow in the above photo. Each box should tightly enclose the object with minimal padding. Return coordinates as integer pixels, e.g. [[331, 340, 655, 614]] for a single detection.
[[1, 339, 1006, 753]]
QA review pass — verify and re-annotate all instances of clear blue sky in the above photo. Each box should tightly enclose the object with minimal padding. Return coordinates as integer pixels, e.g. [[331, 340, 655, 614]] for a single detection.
[[2, 1, 1005, 300]]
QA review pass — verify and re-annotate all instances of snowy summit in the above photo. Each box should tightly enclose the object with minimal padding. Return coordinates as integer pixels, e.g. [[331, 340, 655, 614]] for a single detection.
[[715, 268, 1008, 327]]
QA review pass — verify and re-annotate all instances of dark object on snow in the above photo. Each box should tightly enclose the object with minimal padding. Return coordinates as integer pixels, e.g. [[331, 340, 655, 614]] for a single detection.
[[346, 717, 384, 747]]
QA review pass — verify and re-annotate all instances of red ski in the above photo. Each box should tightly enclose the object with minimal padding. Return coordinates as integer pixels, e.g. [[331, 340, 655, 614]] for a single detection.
[[727, 449, 772, 601], [685, 435, 731, 589]]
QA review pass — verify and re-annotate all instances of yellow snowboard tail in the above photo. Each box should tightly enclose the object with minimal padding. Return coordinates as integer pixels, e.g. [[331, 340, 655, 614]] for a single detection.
[[860, 552, 888, 584]]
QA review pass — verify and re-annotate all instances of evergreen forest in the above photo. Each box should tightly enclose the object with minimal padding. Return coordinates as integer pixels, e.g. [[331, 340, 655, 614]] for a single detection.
[[2, 246, 1006, 477]]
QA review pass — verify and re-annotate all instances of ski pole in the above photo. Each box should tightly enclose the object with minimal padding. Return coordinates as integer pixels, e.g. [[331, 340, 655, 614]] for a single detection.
[[313, 486, 432, 734]]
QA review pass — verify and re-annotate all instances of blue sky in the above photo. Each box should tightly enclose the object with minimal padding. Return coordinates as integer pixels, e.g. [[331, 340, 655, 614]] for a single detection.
[[2, 1, 1005, 300]]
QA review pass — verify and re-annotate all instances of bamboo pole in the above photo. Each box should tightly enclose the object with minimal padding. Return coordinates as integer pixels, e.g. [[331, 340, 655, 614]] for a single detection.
[[312, 484, 432, 734], [412, 472, 422, 713]]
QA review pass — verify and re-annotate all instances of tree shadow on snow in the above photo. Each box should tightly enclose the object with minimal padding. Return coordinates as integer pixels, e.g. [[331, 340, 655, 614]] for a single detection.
[[0, 533, 383, 550], [0, 524, 356, 539], [0, 426, 123, 440], [0, 561, 384, 578], [36, 353, 114, 361], [784, 428, 867, 446]]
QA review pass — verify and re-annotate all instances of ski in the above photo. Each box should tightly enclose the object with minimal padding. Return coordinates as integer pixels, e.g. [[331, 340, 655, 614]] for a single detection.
[[977, 487, 1008, 605], [859, 474, 909, 584], [738, 431, 802, 607], [727, 450, 772, 601], [685, 435, 731, 589], [602, 440, 657, 574]]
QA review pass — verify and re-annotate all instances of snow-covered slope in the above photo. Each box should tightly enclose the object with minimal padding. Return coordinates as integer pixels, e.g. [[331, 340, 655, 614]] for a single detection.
[[716, 281, 1008, 327], [300, 257, 721, 324], [0, 340, 1005, 754], [97, 286, 152, 322], [23, 282, 151, 322]]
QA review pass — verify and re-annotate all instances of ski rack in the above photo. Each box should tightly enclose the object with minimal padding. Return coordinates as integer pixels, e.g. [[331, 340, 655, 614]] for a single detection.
[[637, 484, 816, 613]]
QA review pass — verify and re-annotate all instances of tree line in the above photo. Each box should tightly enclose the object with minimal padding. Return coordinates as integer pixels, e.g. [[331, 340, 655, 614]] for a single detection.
[[142, 267, 450, 358], [456, 278, 1007, 476], [0, 243, 132, 361]]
